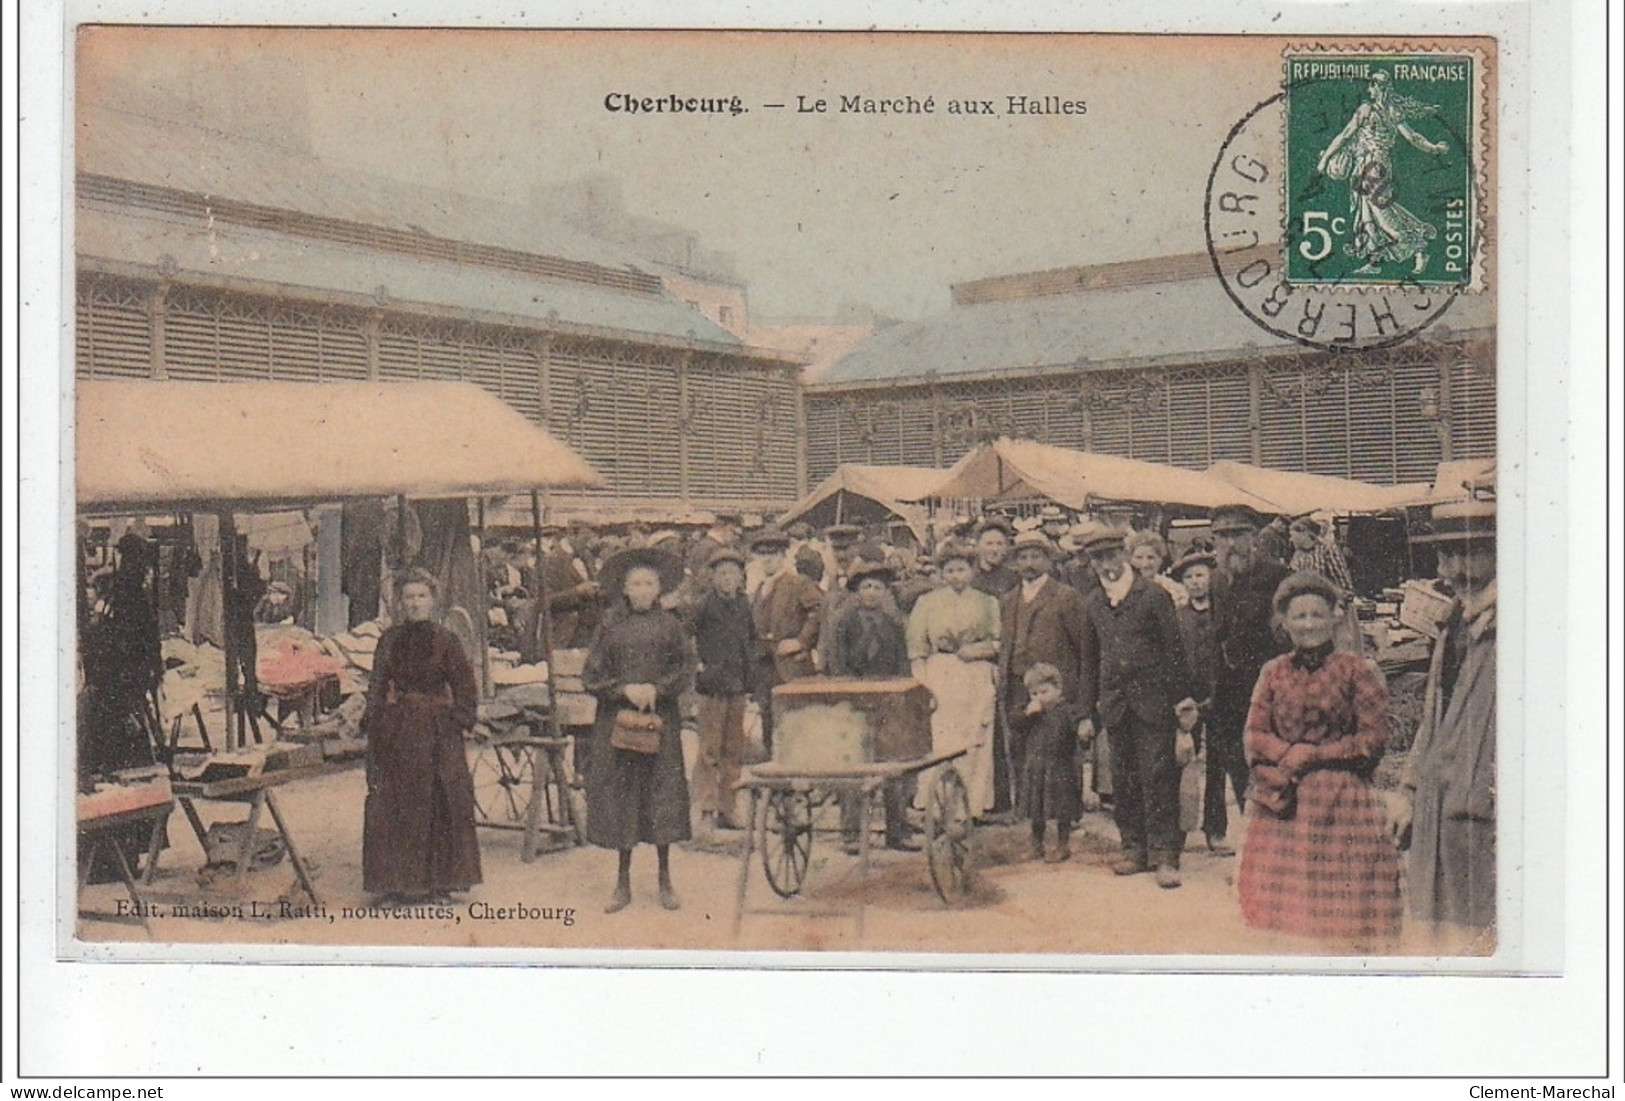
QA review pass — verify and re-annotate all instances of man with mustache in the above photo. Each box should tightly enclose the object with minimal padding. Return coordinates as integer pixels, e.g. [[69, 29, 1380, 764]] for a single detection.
[[1206, 505, 1293, 855]]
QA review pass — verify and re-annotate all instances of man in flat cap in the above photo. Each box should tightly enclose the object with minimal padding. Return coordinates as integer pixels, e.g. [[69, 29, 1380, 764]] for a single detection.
[[1206, 505, 1292, 854], [997, 529, 1098, 816], [1074, 521, 1198, 887], [686, 512, 742, 600], [1390, 493, 1498, 951], [748, 528, 823, 755]]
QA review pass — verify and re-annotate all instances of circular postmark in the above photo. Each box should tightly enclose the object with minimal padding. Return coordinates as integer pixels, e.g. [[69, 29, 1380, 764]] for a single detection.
[[1205, 80, 1475, 353]]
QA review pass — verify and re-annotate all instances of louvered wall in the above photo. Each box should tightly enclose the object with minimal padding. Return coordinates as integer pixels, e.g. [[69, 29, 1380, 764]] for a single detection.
[[74, 274, 800, 505], [804, 345, 1495, 486]]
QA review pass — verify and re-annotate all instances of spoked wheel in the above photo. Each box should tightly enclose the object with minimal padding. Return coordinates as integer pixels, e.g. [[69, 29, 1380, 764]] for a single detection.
[[925, 766, 975, 902], [469, 743, 535, 825], [761, 789, 814, 899], [551, 743, 590, 845]]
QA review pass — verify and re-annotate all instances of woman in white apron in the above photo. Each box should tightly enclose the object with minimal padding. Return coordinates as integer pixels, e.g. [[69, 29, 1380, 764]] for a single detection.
[[906, 540, 1001, 818]]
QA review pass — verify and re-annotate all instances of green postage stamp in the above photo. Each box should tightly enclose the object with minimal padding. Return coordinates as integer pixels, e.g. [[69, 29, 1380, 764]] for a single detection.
[[1283, 49, 1481, 288]]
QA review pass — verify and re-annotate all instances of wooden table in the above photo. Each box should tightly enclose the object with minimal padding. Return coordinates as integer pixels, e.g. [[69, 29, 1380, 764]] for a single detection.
[[171, 760, 359, 906], [77, 787, 175, 937]]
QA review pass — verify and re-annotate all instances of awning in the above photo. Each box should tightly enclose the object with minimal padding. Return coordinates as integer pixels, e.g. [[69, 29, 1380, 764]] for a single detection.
[[929, 438, 1280, 516], [1204, 460, 1427, 516], [1411, 458, 1497, 506], [76, 380, 603, 511], [777, 464, 949, 542]]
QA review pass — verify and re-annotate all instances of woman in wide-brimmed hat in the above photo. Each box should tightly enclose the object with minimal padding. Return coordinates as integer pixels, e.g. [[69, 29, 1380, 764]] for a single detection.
[[581, 548, 695, 913]]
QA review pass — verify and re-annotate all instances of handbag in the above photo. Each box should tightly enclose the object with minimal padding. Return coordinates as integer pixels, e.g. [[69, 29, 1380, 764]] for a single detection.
[[610, 707, 664, 754]]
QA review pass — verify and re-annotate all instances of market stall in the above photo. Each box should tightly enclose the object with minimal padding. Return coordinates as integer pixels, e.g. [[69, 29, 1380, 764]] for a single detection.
[[75, 380, 602, 918], [928, 437, 1281, 517], [775, 463, 949, 543], [1203, 460, 1427, 516]]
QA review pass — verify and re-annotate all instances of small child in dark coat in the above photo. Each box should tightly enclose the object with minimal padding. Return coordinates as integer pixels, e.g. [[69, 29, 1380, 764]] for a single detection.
[[1013, 663, 1086, 862]]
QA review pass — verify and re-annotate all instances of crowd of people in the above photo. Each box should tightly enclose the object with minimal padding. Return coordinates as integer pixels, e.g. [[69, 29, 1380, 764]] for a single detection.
[[363, 490, 1496, 953]]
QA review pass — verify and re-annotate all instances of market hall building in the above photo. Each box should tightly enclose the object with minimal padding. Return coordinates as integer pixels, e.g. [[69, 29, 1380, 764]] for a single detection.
[[72, 106, 806, 522], [803, 253, 1496, 488]]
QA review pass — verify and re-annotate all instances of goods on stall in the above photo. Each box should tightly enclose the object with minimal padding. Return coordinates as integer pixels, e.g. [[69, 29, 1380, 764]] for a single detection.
[[1398, 579, 1454, 639], [491, 661, 549, 686], [76, 766, 172, 820]]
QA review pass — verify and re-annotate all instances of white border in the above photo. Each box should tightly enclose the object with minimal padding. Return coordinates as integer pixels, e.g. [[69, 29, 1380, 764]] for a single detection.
[[9, 0, 1617, 1082]]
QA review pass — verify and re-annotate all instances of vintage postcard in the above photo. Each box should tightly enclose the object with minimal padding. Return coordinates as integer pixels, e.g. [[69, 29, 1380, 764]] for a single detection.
[[62, 26, 1523, 969]]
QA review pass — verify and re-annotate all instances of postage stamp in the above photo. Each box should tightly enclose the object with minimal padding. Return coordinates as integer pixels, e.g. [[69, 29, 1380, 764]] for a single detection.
[[1282, 49, 1483, 289], [1205, 42, 1492, 352]]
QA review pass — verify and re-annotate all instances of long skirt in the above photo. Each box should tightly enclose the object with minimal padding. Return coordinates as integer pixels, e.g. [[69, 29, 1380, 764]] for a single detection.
[[585, 701, 692, 849], [363, 701, 483, 897], [917, 654, 997, 815], [1238, 768, 1401, 941]]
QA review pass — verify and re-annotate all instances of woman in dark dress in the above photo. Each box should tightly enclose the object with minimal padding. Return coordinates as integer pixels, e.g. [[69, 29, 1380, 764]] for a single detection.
[[582, 550, 695, 913], [361, 569, 483, 903]]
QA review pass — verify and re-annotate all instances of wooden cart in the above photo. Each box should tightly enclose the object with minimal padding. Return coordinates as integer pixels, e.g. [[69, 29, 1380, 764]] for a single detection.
[[466, 700, 587, 861], [730, 677, 977, 938]]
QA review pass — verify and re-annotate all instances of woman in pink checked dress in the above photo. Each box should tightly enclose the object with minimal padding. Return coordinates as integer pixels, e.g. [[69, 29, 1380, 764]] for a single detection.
[[1237, 573, 1401, 946]]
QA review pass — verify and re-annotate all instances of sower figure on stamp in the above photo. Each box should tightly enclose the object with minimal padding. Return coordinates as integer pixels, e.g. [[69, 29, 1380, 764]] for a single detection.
[[1314, 70, 1450, 276], [1389, 492, 1498, 953], [1206, 505, 1293, 856], [997, 530, 1098, 819], [1074, 521, 1198, 889], [747, 527, 822, 758]]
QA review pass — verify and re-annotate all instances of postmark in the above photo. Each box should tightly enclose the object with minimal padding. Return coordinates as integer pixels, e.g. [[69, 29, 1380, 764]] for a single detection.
[[1205, 43, 1490, 353]]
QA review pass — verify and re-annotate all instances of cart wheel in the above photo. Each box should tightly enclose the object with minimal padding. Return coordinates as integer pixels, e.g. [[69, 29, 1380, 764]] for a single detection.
[[761, 790, 814, 899], [470, 743, 535, 825], [925, 767, 974, 902]]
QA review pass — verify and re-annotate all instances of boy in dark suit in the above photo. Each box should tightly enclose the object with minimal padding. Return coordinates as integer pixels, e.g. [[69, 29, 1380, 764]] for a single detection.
[[1012, 663, 1086, 862]]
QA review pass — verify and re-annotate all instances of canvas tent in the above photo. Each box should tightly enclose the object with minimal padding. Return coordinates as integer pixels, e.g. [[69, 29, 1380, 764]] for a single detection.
[[1203, 460, 1427, 516], [1411, 458, 1497, 506], [777, 463, 947, 542], [929, 438, 1279, 516], [76, 380, 602, 511]]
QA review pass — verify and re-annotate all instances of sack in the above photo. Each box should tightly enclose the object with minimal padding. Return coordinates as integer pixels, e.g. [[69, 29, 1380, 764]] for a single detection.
[[610, 708, 664, 754]]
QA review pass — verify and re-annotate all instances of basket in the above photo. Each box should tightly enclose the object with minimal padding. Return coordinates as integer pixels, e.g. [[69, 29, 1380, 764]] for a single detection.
[[1398, 580, 1453, 639]]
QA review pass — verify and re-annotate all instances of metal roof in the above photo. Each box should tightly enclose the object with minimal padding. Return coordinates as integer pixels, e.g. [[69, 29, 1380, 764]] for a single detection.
[[78, 203, 745, 349], [818, 273, 1496, 386], [75, 105, 659, 279]]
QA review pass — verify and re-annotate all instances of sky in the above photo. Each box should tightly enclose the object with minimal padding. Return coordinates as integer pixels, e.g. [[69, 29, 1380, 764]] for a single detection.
[[78, 28, 1286, 320]]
